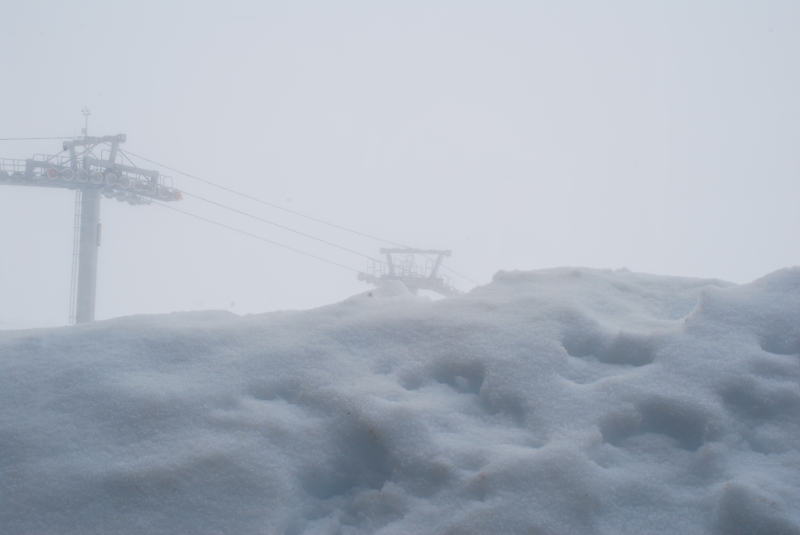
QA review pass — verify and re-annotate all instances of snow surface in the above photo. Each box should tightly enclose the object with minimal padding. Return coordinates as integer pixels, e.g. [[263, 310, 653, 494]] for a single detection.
[[1, 267, 799, 534]]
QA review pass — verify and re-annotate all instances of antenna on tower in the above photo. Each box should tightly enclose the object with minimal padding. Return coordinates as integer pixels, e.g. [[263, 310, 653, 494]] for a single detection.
[[81, 107, 90, 137]]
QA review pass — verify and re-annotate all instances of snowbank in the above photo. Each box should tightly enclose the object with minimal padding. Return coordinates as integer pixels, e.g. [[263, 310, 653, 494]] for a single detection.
[[1, 267, 799, 534]]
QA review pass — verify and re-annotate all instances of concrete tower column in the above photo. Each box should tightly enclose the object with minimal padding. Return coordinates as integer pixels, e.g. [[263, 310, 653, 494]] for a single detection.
[[75, 188, 101, 323]]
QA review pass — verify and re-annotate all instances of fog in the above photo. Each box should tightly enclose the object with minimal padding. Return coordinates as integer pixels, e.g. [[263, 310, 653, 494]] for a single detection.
[[2, 1, 799, 328]]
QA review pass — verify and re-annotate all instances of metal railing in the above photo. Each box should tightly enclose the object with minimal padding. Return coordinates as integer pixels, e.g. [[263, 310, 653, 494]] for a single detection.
[[0, 159, 27, 173], [365, 258, 455, 289]]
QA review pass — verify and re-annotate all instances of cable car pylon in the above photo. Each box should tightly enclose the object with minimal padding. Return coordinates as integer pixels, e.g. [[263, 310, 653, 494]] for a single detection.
[[358, 248, 461, 296], [0, 131, 183, 324]]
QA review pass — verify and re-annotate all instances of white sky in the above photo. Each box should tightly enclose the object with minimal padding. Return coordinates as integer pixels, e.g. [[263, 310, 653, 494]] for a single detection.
[[1, 1, 799, 328]]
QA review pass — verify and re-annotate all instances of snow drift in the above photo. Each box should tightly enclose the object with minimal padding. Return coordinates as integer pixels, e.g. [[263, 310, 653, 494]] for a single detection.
[[1, 267, 799, 534]]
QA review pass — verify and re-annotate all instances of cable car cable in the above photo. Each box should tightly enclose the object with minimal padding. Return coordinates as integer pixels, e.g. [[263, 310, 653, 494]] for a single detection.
[[180, 190, 379, 261], [0, 137, 74, 141], [120, 149, 402, 247], [151, 201, 360, 273], [121, 149, 480, 285]]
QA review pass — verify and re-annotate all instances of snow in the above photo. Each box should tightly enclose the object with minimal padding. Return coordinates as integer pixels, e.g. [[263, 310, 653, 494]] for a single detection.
[[1, 267, 799, 534]]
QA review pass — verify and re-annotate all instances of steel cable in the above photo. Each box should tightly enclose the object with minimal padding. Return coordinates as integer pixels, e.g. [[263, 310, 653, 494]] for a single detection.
[[181, 190, 380, 261], [121, 149, 480, 285], [152, 201, 360, 273], [0, 137, 74, 141]]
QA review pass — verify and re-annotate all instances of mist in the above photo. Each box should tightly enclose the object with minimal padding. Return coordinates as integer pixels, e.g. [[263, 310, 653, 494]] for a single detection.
[[2, 1, 798, 327], [2, 3, 800, 533]]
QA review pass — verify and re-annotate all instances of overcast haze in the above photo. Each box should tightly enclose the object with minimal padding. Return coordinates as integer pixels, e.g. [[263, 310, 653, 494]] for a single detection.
[[2, 1, 798, 328]]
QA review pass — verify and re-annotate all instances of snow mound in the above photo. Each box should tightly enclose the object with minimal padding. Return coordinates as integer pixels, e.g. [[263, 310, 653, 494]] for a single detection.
[[1, 267, 799, 534]]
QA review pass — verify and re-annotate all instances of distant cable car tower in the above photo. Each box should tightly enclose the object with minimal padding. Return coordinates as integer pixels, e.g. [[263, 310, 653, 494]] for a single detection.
[[358, 248, 461, 296], [0, 115, 182, 324]]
